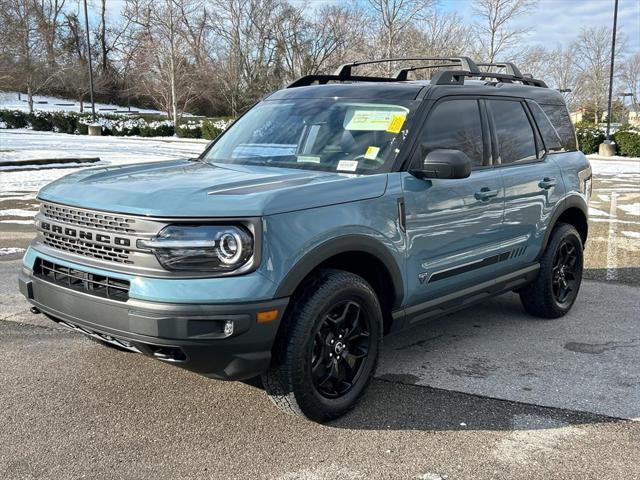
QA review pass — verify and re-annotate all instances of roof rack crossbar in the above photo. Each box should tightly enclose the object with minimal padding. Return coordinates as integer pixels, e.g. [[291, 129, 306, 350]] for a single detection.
[[287, 74, 400, 88], [476, 62, 523, 78], [393, 64, 459, 81], [334, 57, 480, 78], [430, 69, 548, 88]]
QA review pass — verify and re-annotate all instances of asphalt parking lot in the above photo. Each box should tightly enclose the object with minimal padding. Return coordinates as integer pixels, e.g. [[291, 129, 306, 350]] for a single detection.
[[1, 156, 639, 479]]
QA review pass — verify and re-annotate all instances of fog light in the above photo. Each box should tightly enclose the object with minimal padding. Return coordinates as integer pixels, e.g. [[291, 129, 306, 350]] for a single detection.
[[224, 320, 234, 336]]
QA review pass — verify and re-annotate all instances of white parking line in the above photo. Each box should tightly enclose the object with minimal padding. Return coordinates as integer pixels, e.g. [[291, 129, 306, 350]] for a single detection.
[[606, 192, 618, 281]]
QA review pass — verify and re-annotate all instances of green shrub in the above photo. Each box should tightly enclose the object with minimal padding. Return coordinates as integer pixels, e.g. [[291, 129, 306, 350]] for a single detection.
[[613, 129, 640, 157], [575, 126, 605, 154], [176, 122, 202, 138], [50, 112, 78, 134], [141, 121, 174, 137], [202, 120, 223, 140], [0, 110, 28, 128], [29, 112, 53, 131]]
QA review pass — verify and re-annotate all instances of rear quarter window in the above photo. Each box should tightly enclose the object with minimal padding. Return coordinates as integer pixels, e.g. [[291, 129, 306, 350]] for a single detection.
[[539, 103, 577, 151], [527, 101, 563, 152]]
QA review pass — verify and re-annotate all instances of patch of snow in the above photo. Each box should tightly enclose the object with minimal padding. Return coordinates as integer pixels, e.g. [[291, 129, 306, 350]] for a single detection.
[[0, 208, 37, 217], [589, 206, 609, 217], [0, 208, 38, 217], [0, 219, 33, 224], [0, 90, 164, 115], [0, 247, 26, 256], [0, 130, 205, 193], [618, 203, 640, 217], [621, 231, 640, 239], [590, 158, 640, 175]]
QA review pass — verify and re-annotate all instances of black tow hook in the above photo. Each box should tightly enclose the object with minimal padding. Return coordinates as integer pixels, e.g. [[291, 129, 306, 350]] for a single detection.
[[30, 306, 41, 315]]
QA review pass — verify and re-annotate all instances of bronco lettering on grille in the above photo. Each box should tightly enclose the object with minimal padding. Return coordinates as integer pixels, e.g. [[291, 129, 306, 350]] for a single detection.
[[40, 221, 131, 247]]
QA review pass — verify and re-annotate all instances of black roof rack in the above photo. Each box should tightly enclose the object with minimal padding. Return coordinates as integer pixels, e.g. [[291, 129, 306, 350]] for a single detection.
[[393, 64, 459, 81], [334, 57, 480, 78], [286, 56, 548, 89], [430, 69, 548, 88]]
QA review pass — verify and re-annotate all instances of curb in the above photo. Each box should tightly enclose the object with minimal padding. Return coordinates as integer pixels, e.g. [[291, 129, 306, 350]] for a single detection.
[[0, 157, 100, 167]]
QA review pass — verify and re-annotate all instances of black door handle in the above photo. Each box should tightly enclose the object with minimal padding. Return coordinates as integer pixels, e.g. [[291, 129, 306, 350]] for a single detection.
[[539, 177, 557, 189], [475, 187, 499, 201]]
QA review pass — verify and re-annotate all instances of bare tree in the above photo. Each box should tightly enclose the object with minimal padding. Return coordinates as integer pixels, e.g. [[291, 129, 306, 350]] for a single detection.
[[472, 0, 538, 63], [32, 0, 66, 68], [0, 0, 58, 112], [619, 52, 640, 114], [123, 0, 201, 120], [367, 0, 434, 75], [572, 26, 625, 123]]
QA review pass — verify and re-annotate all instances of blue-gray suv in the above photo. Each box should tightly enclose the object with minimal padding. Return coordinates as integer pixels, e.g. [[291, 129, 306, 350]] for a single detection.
[[18, 57, 592, 421]]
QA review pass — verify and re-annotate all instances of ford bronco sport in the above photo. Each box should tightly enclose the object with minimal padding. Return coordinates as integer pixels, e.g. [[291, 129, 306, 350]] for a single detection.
[[19, 57, 591, 422]]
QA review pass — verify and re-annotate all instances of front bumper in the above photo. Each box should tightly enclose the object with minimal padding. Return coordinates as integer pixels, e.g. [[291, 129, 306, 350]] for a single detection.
[[18, 267, 288, 381]]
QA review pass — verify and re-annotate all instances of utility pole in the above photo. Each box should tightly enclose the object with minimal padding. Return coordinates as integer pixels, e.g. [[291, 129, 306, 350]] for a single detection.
[[83, 0, 96, 123], [605, 0, 619, 141]]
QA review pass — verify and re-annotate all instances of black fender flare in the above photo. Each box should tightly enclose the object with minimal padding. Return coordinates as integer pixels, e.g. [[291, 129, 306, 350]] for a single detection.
[[537, 195, 588, 259], [273, 234, 405, 308]]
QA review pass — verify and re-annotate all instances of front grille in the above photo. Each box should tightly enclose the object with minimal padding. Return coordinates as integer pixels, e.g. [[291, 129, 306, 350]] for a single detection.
[[34, 258, 130, 302], [42, 202, 136, 233], [42, 231, 133, 264]]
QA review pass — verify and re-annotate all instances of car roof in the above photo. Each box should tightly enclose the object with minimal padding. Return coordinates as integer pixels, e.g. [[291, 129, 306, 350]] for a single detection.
[[267, 79, 566, 105]]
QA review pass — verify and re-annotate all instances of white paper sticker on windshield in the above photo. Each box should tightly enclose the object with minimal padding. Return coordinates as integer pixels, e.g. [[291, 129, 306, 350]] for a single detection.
[[337, 160, 359, 172]]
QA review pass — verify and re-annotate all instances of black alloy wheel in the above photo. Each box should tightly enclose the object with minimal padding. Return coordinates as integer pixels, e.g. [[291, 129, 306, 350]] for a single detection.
[[311, 300, 371, 399]]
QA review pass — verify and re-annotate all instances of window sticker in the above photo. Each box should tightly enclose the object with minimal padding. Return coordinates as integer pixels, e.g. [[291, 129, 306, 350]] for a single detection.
[[364, 146, 380, 160], [386, 114, 407, 133], [337, 160, 359, 172], [344, 109, 403, 131], [297, 155, 321, 164]]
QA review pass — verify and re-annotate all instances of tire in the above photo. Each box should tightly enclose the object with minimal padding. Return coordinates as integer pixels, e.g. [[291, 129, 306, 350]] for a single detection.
[[519, 223, 584, 318], [262, 269, 382, 422]]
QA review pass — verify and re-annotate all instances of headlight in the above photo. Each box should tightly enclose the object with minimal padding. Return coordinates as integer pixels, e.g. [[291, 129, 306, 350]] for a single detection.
[[137, 225, 253, 272]]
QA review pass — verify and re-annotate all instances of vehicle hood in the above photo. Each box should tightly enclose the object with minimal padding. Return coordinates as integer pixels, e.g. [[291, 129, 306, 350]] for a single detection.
[[38, 159, 388, 217]]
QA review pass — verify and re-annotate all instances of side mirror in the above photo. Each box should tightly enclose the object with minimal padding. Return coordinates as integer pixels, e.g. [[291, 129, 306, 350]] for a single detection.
[[410, 148, 472, 179]]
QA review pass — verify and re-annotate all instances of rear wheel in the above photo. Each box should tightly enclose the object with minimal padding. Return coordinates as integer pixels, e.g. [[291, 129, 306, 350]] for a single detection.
[[519, 223, 584, 318], [262, 269, 382, 422]]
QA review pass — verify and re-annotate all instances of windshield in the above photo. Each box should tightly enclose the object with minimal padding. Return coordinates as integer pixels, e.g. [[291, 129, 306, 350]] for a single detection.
[[202, 98, 419, 174]]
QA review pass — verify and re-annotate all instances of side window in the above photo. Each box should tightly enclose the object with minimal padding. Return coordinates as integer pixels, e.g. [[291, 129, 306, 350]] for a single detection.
[[420, 99, 485, 167], [540, 103, 578, 151], [527, 101, 563, 152], [488, 100, 537, 164]]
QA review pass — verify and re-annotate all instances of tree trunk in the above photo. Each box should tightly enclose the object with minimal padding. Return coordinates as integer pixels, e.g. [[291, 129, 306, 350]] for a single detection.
[[79, 97, 84, 113], [27, 84, 34, 114]]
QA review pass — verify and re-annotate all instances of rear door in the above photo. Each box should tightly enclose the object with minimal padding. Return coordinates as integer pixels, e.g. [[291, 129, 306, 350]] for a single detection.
[[402, 98, 505, 309], [486, 98, 564, 268]]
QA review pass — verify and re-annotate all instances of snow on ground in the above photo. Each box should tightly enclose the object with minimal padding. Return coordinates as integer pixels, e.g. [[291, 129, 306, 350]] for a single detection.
[[0, 247, 26, 256], [0, 129, 206, 193], [0, 90, 163, 115]]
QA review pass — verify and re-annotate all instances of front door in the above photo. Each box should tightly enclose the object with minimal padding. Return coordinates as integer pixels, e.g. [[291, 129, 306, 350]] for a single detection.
[[402, 98, 505, 310]]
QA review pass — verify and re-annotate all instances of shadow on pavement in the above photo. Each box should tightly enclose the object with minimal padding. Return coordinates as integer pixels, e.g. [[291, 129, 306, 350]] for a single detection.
[[331, 379, 622, 432]]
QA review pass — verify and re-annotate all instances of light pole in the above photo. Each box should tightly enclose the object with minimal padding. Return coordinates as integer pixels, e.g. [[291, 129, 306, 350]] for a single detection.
[[604, 0, 619, 142], [83, 0, 96, 123]]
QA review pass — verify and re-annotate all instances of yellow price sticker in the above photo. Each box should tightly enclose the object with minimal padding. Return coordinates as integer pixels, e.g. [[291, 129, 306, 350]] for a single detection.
[[386, 114, 406, 133]]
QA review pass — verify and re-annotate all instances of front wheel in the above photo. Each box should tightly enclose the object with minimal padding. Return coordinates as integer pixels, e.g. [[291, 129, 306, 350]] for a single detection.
[[262, 269, 382, 422], [519, 223, 584, 318]]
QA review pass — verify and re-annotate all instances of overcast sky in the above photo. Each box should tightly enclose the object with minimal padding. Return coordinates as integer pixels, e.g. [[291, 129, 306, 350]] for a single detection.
[[100, 0, 639, 53]]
